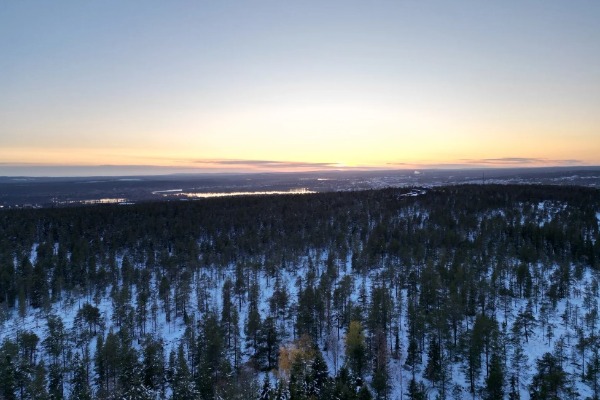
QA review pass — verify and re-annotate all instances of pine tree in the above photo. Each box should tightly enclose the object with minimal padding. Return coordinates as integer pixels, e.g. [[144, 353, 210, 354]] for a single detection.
[[48, 363, 64, 400], [28, 361, 49, 400], [510, 333, 528, 391], [309, 348, 329, 398], [259, 374, 272, 400], [70, 352, 92, 400], [508, 375, 520, 400], [407, 377, 426, 400], [166, 350, 176, 389], [515, 301, 536, 343], [222, 278, 234, 348], [196, 312, 228, 398], [234, 262, 246, 310], [120, 366, 154, 400], [357, 385, 373, 400], [273, 379, 290, 400], [231, 306, 242, 370], [14, 356, 32, 400], [405, 337, 420, 377], [172, 344, 198, 400], [0, 340, 17, 400], [141, 337, 165, 393], [371, 329, 389, 399], [94, 335, 106, 394], [587, 349, 600, 400], [30, 260, 49, 309], [101, 330, 120, 393], [43, 315, 66, 366], [464, 319, 484, 396], [484, 353, 504, 400], [158, 275, 171, 323], [258, 316, 279, 370], [425, 336, 442, 386], [116, 330, 140, 394], [288, 356, 308, 400], [529, 353, 567, 400], [136, 285, 149, 336], [246, 305, 262, 361]]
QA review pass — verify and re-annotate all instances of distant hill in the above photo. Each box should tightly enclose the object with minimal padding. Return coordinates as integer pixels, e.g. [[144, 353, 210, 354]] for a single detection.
[[1, 166, 599, 208]]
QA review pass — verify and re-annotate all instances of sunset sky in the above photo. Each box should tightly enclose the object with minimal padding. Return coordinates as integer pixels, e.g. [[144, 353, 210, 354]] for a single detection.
[[1, 1, 599, 176]]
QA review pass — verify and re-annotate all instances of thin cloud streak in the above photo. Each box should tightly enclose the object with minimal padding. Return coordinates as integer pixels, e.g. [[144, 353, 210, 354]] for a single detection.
[[0, 157, 593, 177], [192, 159, 339, 169], [387, 158, 585, 169], [461, 157, 583, 165], [0, 165, 205, 178], [0, 159, 349, 177]]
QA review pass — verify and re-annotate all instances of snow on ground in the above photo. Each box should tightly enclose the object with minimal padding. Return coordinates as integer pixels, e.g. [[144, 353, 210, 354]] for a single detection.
[[2, 249, 600, 399]]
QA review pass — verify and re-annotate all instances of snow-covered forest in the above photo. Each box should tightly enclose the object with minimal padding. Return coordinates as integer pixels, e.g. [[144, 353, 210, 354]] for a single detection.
[[1, 184, 599, 400]]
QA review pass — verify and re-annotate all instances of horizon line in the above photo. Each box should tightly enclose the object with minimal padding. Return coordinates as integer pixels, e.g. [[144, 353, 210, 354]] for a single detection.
[[1, 163, 600, 179]]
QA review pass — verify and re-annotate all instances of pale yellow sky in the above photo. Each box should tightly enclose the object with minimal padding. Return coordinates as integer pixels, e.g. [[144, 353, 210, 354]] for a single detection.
[[1, 100, 597, 170]]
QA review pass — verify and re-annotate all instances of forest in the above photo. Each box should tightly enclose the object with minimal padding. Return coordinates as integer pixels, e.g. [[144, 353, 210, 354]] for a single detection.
[[0, 184, 599, 400]]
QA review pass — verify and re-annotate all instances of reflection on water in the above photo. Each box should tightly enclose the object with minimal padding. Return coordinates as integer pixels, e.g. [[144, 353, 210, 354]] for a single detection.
[[53, 198, 128, 206], [151, 189, 183, 194], [81, 198, 127, 204], [176, 188, 315, 198]]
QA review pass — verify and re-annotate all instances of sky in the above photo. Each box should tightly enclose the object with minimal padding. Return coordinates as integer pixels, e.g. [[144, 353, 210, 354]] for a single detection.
[[1, 1, 599, 176]]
